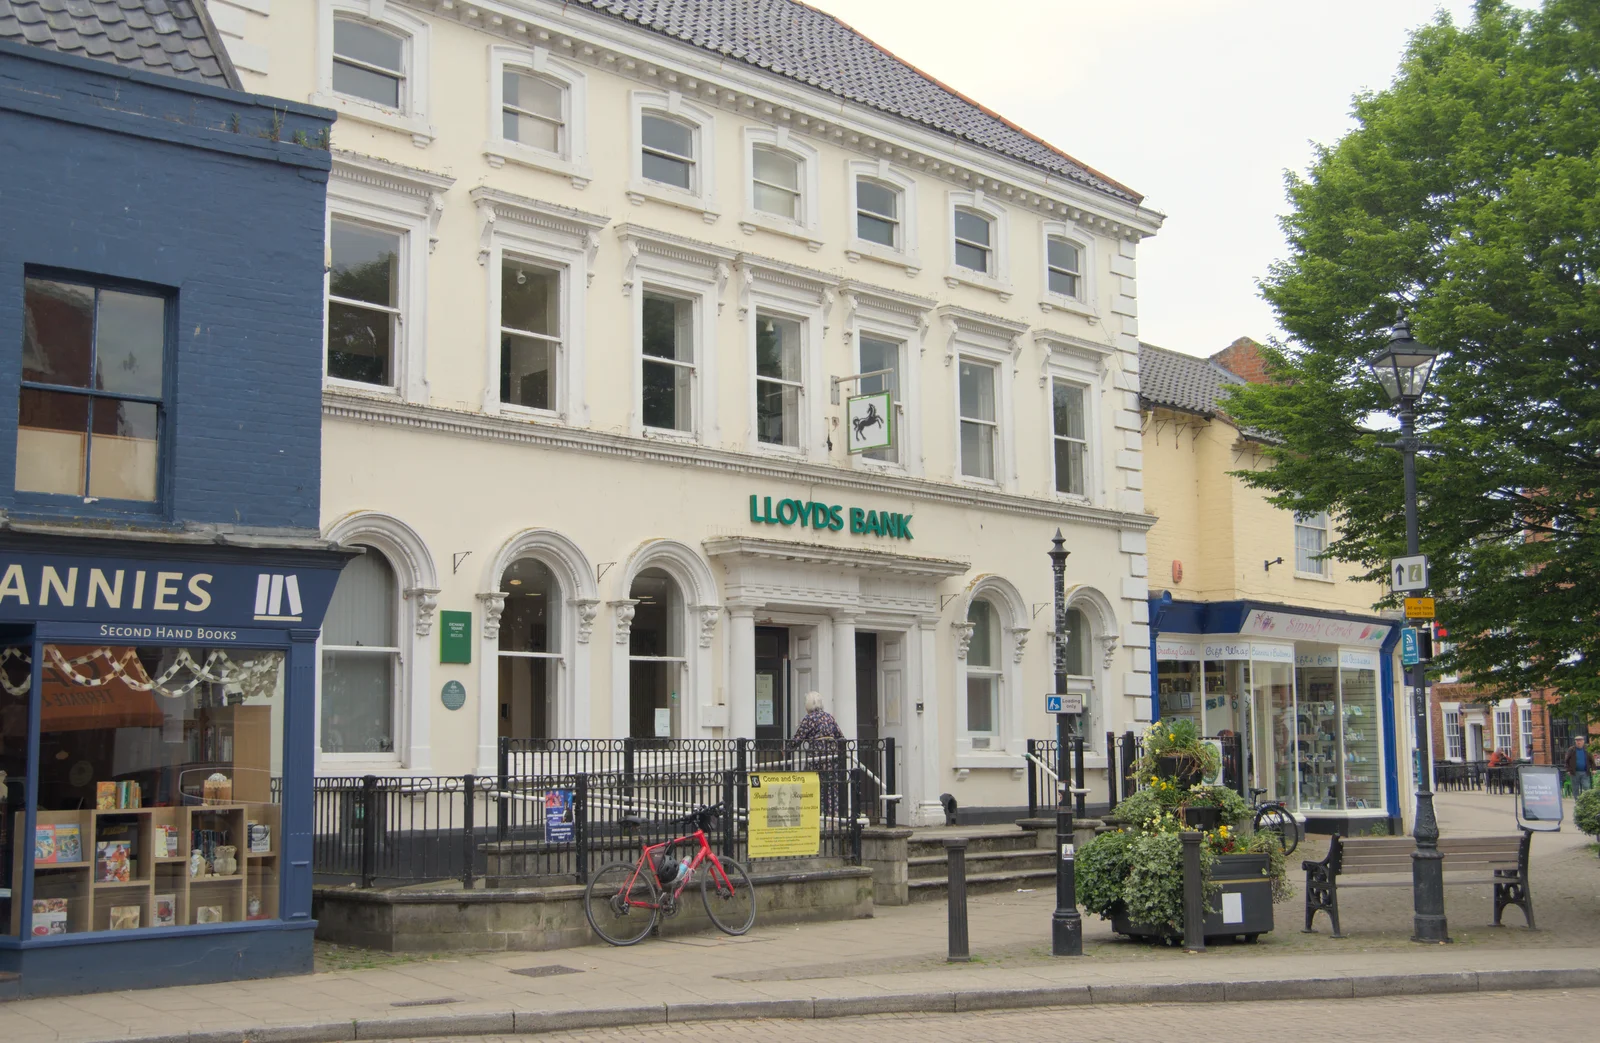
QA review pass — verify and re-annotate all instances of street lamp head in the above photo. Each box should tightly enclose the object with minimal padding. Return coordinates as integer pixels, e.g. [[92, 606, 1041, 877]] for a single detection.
[[1368, 310, 1440, 406]]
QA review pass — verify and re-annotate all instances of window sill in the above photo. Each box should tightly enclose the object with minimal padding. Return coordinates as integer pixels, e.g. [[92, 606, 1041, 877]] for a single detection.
[[954, 752, 1021, 771], [627, 179, 720, 224], [944, 267, 1013, 302], [325, 377, 403, 401], [956, 473, 1002, 491], [751, 440, 807, 460], [483, 140, 591, 189], [496, 402, 565, 424], [642, 425, 700, 445], [844, 240, 921, 277], [1294, 571, 1336, 584], [1038, 295, 1098, 323], [739, 212, 823, 252], [310, 90, 434, 148]]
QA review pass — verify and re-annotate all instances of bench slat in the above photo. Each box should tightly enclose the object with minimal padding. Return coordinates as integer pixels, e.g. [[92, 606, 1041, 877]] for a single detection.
[[1341, 875, 1502, 888]]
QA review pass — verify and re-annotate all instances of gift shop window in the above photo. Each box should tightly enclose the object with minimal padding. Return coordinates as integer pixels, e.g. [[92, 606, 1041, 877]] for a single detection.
[[17, 643, 284, 938]]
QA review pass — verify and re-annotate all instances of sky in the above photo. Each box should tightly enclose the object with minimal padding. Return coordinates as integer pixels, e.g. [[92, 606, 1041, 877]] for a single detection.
[[808, 0, 1479, 357]]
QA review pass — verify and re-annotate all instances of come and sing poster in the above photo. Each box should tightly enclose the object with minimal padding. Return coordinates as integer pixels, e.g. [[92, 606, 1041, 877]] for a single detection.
[[747, 772, 821, 858]]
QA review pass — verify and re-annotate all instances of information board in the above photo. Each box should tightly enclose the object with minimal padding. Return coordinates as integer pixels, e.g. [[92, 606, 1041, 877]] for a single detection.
[[544, 790, 574, 843], [1518, 765, 1563, 831], [747, 772, 820, 858]]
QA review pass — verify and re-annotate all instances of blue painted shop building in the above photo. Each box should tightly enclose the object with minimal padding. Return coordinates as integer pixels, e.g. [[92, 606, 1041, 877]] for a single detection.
[[0, 6, 347, 997], [1148, 593, 1404, 836]]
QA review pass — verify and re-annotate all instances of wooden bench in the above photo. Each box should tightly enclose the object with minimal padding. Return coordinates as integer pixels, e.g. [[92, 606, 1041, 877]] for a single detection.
[[1303, 832, 1534, 937]]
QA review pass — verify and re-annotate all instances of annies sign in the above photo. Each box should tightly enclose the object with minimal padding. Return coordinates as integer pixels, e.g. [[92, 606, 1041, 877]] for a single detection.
[[0, 550, 343, 631], [748, 494, 912, 541]]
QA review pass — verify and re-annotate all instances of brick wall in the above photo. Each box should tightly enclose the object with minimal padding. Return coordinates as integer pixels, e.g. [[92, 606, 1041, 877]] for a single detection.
[[0, 41, 333, 532], [1210, 337, 1271, 384]]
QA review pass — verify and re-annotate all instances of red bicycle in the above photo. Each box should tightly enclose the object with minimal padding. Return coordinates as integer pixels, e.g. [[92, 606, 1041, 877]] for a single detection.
[[583, 803, 757, 946]]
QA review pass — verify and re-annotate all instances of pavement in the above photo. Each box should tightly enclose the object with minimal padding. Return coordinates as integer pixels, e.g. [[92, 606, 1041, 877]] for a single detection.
[[3, 791, 1598, 1043]]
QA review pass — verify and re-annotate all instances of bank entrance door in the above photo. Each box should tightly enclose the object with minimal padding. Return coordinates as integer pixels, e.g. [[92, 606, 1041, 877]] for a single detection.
[[755, 626, 790, 742], [856, 632, 885, 821]]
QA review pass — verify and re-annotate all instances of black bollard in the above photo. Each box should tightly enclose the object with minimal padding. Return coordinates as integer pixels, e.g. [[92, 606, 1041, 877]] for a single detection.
[[945, 838, 970, 962], [1181, 830, 1205, 952]]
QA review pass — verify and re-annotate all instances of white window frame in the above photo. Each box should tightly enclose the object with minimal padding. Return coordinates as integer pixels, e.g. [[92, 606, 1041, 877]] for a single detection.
[[740, 127, 821, 249], [326, 152, 453, 405], [1519, 699, 1533, 760], [846, 160, 920, 275], [943, 308, 1024, 490], [319, 511, 440, 773], [1443, 704, 1464, 761], [843, 282, 934, 475], [1036, 332, 1111, 505], [956, 577, 1027, 768], [617, 224, 734, 443], [639, 289, 698, 437], [628, 91, 719, 222], [314, 0, 434, 147], [484, 46, 591, 188], [740, 259, 829, 457], [1294, 511, 1333, 579], [945, 189, 1011, 299], [1039, 221, 1096, 317], [1494, 705, 1513, 754], [472, 186, 606, 423]]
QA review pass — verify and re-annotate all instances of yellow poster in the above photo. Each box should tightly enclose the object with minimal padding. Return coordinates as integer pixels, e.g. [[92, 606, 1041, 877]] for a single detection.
[[746, 772, 821, 859]]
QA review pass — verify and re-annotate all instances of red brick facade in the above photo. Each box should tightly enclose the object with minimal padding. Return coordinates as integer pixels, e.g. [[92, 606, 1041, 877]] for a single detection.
[[1428, 683, 1577, 764], [1210, 337, 1272, 384]]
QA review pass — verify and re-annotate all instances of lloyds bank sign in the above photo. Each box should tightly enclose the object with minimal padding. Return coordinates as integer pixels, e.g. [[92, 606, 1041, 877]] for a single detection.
[[747, 493, 913, 541]]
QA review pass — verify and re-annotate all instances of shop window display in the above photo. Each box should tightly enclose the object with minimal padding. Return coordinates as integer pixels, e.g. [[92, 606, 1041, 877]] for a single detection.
[[1155, 658, 1200, 730], [10, 644, 282, 937], [1296, 662, 1341, 811], [1252, 660, 1295, 807], [1339, 657, 1380, 809]]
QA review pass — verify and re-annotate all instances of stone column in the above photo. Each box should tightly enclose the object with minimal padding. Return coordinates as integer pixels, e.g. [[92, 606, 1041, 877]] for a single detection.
[[728, 603, 758, 739], [914, 615, 944, 826], [831, 608, 860, 740]]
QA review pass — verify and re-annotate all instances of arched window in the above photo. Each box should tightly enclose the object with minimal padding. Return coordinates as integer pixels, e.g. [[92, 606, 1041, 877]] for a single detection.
[[320, 548, 399, 754], [499, 558, 561, 739], [629, 568, 685, 738], [751, 147, 801, 220], [1064, 607, 1089, 677], [965, 598, 1002, 747], [333, 17, 405, 108], [953, 207, 993, 274], [641, 113, 696, 191]]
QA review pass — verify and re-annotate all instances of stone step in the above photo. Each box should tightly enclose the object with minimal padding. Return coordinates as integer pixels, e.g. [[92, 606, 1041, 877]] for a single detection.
[[906, 831, 1044, 859], [906, 847, 1055, 880], [907, 867, 1058, 902]]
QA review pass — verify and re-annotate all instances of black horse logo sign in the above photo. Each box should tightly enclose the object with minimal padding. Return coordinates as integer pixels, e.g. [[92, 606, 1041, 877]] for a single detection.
[[852, 401, 885, 445]]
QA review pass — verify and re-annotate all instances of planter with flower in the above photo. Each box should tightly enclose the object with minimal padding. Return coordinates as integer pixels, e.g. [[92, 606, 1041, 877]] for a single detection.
[[1079, 720, 1290, 943]]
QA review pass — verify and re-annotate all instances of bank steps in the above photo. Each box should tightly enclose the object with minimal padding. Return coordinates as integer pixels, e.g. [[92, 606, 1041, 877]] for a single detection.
[[905, 826, 1056, 902]]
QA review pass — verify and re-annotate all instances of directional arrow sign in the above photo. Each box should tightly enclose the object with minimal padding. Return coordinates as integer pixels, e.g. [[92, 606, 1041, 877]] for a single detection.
[[1391, 554, 1429, 592]]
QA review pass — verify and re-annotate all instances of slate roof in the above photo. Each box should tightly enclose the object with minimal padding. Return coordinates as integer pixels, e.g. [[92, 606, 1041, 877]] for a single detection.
[[568, 0, 1141, 204], [0, 0, 240, 89], [1138, 342, 1245, 418]]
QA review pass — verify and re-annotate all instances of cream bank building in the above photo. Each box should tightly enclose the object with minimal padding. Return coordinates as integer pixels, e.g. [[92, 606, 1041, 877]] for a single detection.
[[213, 0, 1163, 823]]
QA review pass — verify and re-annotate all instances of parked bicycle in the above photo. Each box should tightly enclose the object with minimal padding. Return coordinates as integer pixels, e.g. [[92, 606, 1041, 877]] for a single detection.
[[583, 802, 757, 946], [1248, 787, 1300, 855]]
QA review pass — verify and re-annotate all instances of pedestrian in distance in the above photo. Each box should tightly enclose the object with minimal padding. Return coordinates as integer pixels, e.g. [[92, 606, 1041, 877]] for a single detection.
[[793, 691, 845, 818], [1565, 735, 1593, 796]]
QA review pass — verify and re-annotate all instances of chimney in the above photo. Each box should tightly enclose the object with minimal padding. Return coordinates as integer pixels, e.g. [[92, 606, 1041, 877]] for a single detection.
[[1210, 337, 1270, 384]]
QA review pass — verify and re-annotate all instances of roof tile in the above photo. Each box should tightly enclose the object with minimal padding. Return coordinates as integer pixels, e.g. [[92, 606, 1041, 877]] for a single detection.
[[565, 0, 1140, 203], [1138, 342, 1246, 418], [0, 0, 234, 86]]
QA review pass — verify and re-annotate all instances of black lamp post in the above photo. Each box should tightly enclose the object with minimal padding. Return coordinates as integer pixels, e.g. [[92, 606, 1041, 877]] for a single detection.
[[1367, 311, 1449, 944], [1048, 528, 1082, 956]]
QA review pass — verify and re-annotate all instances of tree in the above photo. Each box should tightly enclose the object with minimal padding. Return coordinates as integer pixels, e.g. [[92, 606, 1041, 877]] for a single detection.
[[1225, 0, 1600, 719]]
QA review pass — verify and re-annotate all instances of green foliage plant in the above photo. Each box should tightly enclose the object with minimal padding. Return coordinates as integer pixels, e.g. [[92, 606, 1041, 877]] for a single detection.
[[1136, 720, 1222, 784], [1575, 789, 1600, 839]]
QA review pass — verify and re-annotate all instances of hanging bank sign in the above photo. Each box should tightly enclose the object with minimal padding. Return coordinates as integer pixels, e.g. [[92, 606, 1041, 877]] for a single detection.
[[0, 550, 343, 632], [748, 493, 913, 541]]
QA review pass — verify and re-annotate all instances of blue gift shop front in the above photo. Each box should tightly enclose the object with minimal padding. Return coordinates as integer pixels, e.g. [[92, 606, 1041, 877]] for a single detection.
[[1148, 595, 1404, 836], [0, 10, 341, 996]]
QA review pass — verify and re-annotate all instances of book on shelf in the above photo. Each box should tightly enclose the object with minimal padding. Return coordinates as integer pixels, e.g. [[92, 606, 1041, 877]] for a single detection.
[[96, 841, 132, 883], [247, 823, 271, 854], [96, 782, 117, 810], [31, 898, 68, 937], [156, 824, 180, 858], [109, 905, 142, 930], [34, 824, 56, 864], [195, 905, 224, 924], [153, 894, 177, 927], [56, 823, 82, 863]]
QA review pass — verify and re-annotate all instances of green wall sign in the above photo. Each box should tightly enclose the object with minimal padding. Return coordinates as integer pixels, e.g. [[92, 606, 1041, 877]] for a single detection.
[[748, 494, 913, 541], [440, 680, 467, 711], [439, 610, 472, 664]]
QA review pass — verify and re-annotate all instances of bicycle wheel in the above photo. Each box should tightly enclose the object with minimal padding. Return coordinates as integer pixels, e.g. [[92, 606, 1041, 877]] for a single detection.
[[1254, 805, 1299, 856], [584, 862, 659, 946], [700, 858, 757, 936]]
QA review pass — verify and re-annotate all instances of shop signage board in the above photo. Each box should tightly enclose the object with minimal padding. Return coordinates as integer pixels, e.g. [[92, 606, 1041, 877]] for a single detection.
[[1391, 554, 1429, 592], [748, 493, 912, 541], [1404, 597, 1436, 620], [1239, 609, 1390, 647], [1046, 693, 1083, 714], [1155, 636, 1202, 660], [439, 610, 472, 664], [845, 391, 894, 454], [1518, 765, 1563, 831], [1401, 628, 1420, 666], [747, 772, 820, 858]]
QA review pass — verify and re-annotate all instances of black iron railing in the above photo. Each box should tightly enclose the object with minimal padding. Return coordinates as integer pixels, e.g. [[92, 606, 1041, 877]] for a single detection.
[[306, 737, 897, 888], [1024, 731, 1246, 818]]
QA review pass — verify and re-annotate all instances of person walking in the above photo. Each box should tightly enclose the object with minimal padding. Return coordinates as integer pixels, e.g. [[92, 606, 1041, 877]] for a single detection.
[[1564, 734, 1593, 796], [793, 691, 845, 818]]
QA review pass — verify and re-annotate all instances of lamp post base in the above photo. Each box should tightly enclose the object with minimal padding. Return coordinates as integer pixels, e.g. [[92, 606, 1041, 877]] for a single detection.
[[1411, 787, 1451, 944], [1052, 910, 1083, 957]]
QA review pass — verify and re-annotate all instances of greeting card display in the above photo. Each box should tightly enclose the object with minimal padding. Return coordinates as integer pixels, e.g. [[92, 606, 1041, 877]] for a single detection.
[[31, 899, 68, 936], [96, 841, 132, 883]]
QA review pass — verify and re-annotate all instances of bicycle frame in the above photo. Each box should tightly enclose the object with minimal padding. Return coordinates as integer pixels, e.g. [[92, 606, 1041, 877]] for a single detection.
[[619, 828, 736, 909]]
